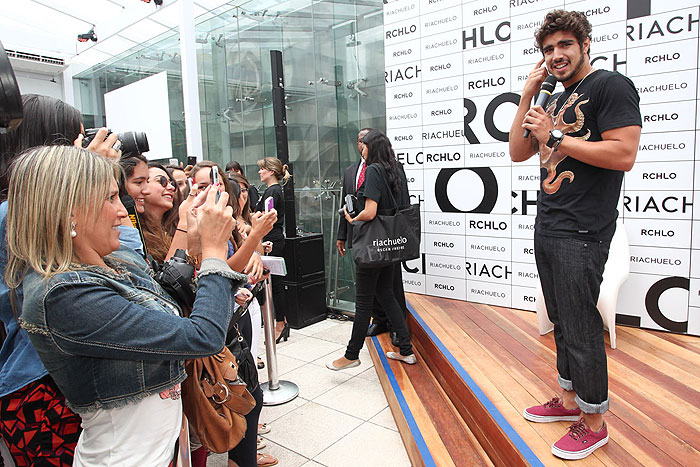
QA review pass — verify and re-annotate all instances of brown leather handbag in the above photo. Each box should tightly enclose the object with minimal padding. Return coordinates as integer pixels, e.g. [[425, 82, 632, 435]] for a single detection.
[[181, 347, 256, 453]]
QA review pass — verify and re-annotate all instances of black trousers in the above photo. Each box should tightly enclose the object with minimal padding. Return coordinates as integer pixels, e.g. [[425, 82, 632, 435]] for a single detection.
[[227, 385, 262, 467], [228, 312, 263, 467], [269, 239, 286, 322], [345, 263, 412, 360], [371, 262, 407, 329]]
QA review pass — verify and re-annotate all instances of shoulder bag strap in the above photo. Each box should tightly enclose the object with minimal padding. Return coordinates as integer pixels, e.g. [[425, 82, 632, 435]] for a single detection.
[[373, 164, 399, 212]]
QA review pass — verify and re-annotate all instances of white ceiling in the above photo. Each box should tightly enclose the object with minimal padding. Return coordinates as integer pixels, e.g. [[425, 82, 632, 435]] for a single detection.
[[0, 0, 235, 70]]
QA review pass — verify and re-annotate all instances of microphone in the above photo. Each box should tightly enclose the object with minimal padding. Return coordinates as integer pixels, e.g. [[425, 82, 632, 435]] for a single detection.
[[523, 74, 557, 138]]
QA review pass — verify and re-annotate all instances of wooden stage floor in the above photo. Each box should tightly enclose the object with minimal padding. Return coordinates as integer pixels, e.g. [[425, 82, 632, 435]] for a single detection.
[[405, 293, 700, 466]]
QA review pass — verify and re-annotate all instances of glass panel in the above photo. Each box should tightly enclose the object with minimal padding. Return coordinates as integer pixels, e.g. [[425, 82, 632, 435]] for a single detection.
[[74, 30, 187, 162], [73, 0, 387, 314]]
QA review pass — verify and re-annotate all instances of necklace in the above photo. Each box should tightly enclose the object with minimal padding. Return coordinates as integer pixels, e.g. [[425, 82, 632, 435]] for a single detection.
[[555, 68, 596, 115]]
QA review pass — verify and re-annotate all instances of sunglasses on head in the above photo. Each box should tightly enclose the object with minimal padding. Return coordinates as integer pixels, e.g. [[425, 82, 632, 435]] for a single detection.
[[152, 175, 176, 189]]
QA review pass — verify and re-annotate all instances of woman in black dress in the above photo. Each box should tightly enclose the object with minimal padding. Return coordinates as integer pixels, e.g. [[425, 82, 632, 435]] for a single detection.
[[255, 157, 291, 343]]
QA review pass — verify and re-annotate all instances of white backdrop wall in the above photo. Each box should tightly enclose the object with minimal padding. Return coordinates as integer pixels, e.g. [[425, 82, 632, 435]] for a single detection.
[[383, 0, 700, 336]]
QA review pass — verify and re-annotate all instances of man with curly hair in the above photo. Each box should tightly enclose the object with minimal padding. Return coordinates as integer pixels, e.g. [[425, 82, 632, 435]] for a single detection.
[[508, 10, 642, 460]]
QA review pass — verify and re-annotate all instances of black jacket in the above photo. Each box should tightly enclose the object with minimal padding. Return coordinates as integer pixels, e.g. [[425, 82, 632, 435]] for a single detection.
[[337, 160, 362, 247]]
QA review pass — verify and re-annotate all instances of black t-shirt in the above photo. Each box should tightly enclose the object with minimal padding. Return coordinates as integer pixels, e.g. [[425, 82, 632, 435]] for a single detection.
[[248, 185, 260, 210], [256, 183, 284, 241], [536, 69, 641, 241], [358, 163, 410, 214]]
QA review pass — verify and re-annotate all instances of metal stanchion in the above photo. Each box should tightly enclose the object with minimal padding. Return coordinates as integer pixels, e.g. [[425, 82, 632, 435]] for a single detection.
[[261, 275, 299, 405]]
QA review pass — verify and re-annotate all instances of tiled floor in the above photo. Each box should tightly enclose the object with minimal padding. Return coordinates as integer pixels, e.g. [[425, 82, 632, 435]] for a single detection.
[[210, 318, 410, 467]]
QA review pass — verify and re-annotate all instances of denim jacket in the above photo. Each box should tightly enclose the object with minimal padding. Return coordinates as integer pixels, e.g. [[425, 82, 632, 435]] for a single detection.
[[20, 246, 246, 414], [0, 202, 48, 398]]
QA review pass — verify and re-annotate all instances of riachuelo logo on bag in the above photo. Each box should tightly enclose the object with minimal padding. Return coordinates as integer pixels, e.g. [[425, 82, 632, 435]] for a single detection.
[[373, 235, 409, 252]]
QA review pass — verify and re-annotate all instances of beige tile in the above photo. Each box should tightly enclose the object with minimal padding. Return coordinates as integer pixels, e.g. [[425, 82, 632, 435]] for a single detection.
[[257, 353, 307, 384], [277, 336, 345, 363], [258, 439, 310, 467], [281, 363, 354, 400], [259, 395, 309, 424], [310, 321, 355, 345], [293, 318, 340, 336], [314, 375, 389, 421], [355, 365, 380, 384], [368, 406, 399, 432], [314, 422, 410, 467], [265, 401, 363, 459], [300, 461, 327, 467], [206, 452, 227, 467]]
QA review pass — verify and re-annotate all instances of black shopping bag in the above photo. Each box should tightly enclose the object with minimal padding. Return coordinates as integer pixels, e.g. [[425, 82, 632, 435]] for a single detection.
[[351, 204, 420, 267]]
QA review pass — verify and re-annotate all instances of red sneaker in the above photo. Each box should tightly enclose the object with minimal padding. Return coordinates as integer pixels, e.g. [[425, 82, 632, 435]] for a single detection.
[[522, 396, 581, 422], [552, 420, 608, 460]]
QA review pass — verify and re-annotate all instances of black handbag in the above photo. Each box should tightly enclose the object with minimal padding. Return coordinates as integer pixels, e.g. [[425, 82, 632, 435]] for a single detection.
[[225, 290, 261, 393], [226, 323, 259, 393], [351, 167, 420, 267]]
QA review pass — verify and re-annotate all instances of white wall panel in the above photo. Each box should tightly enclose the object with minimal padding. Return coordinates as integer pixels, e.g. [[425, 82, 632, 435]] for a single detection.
[[386, 0, 700, 336]]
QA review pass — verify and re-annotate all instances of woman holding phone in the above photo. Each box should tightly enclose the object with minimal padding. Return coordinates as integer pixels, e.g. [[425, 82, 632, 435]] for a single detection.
[[256, 157, 290, 343], [6, 145, 249, 465]]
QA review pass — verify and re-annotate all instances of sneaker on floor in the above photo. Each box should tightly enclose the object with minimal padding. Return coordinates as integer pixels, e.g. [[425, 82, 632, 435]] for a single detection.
[[523, 396, 581, 423], [386, 352, 417, 364], [552, 419, 608, 460]]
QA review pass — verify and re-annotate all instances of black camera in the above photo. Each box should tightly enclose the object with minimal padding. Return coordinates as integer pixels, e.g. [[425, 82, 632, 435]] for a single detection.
[[0, 40, 23, 132], [83, 128, 150, 156], [152, 249, 196, 312], [338, 194, 358, 217]]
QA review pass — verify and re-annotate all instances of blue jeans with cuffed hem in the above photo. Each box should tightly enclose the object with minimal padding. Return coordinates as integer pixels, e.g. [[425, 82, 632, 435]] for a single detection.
[[535, 233, 610, 415]]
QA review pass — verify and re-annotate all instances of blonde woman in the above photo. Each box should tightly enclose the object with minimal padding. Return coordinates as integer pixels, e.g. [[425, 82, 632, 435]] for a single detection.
[[6, 146, 249, 466], [256, 157, 291, 342]]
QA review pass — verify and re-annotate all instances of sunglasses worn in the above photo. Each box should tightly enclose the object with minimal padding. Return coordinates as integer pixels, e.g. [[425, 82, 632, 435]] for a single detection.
[[151, 175, 176, 189]]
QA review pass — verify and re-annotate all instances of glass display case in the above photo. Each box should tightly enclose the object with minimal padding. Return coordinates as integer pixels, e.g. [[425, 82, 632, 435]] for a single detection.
[[73, 0, 386, 314]]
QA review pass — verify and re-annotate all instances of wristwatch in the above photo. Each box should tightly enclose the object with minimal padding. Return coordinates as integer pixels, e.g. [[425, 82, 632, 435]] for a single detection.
[[546, 129, 564, 150]]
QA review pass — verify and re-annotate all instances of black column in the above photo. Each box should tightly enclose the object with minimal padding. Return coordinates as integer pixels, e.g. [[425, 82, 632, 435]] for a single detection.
[[270, 50, 297, 238]]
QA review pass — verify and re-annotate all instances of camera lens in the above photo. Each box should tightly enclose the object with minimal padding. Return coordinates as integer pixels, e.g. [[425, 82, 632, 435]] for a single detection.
[[118, 131, 149, 156]]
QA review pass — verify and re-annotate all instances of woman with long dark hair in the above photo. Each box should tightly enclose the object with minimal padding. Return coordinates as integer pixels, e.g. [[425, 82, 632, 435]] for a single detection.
[[141, 163, 187, 263], [328, 129, 416, 370]]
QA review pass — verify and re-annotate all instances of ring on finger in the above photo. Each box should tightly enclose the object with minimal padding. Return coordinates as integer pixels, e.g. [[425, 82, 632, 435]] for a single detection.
[[112, 140, 123, 151]]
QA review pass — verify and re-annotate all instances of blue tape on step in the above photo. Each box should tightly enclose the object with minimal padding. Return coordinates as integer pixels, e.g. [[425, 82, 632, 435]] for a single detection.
[[371, 335, 437, 467], [407, 303, 545, 467]]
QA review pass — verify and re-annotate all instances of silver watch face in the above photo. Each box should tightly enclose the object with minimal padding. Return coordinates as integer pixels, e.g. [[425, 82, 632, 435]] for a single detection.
[[551, 129, 564, 139]]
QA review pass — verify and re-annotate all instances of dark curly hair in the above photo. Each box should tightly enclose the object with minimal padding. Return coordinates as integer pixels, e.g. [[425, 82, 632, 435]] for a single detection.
[[534, 10, 592, 56]]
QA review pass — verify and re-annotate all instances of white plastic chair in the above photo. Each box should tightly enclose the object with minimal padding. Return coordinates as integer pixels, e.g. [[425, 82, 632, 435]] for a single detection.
[[535, 220, 630, 349]]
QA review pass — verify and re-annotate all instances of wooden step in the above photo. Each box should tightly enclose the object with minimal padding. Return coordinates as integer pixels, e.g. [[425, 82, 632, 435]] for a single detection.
[[404, 292, 700, 467], [367, 332, 493, 467]]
